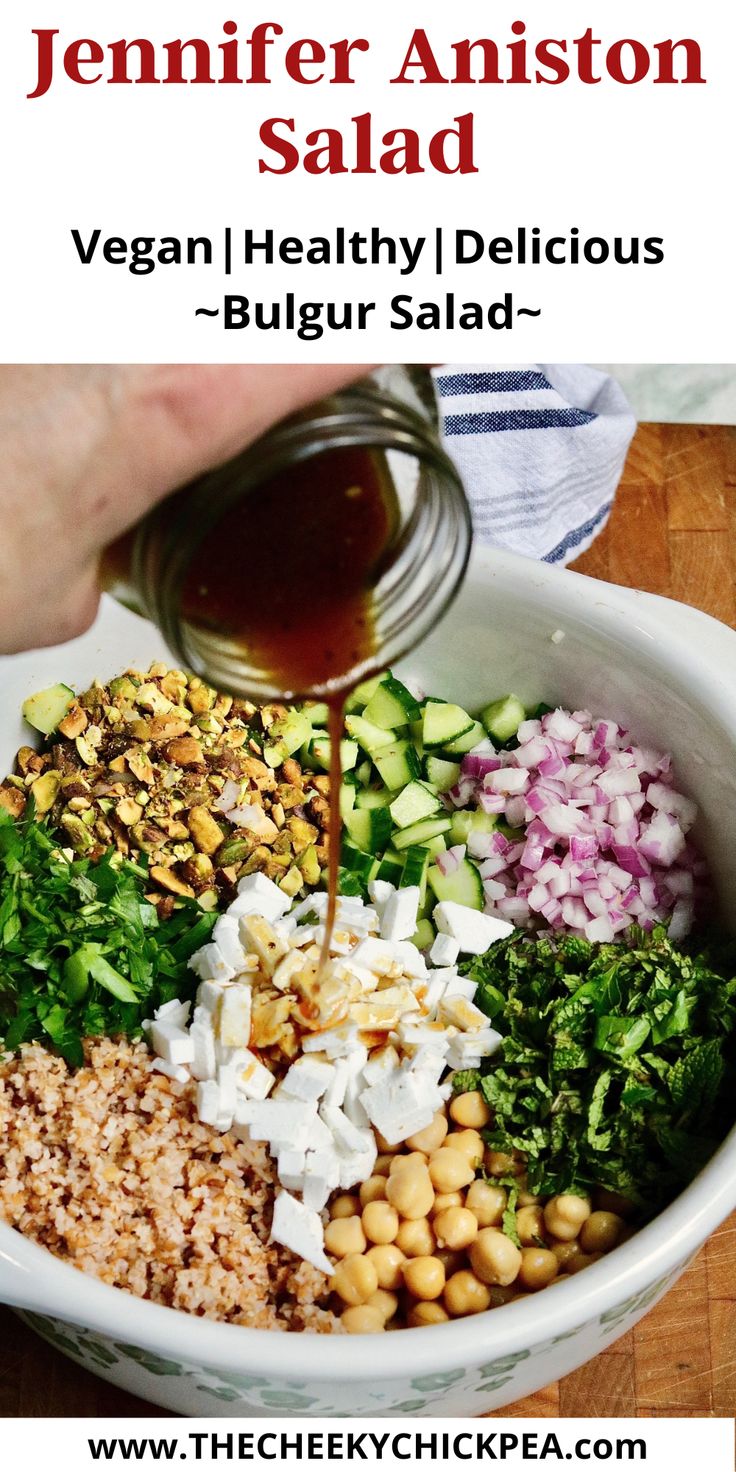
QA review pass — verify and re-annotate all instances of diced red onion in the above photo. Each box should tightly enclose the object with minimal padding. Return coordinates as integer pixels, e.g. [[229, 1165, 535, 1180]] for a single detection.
[[462, 754, 501, 779]]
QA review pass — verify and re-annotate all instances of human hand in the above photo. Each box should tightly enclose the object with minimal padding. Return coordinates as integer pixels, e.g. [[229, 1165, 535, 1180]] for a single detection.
[[0, 364, 367, 653]]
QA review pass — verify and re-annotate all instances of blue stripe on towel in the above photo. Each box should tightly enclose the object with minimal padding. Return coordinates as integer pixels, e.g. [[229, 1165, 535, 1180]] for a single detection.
[[543, 501, 613, 563], [436, 370, 551, 396], [443, 407, 597, 436]]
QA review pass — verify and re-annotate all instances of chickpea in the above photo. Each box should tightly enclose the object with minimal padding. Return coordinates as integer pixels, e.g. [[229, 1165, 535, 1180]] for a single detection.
[[389, 1151, 427, 1175], [403, 1255, 446, 1302], [330, 1193, 360, 1220], [435, 1247, 465, 1277], [341, 1304, 385, 1334], [543, 1194, 591, 1242], [406, 1112, 449, 1153], [374, 1153, 394, 1178], [488, 1284, 516, 1308], [324, 1215, 367, 1259], [434, 1206, 479, 1252], [332, 1254, 379, 1306], [565, 1250, 603, 1276], [469, 1228, 522, 1287], [366, 1243, 405, 1291], [374, 1131, 399, 1154], [516, 1182, 542, 1207], [359, 1176, 387, 1207], [444, 1269, 492, 1317], [432, 1191, 464, 1215], [450, 1090, 491, 1130], [580, 1211, 623, 1254], [516, 1204, 546, 1246], [408, 1300, 450, 1328], [594, 1187, 635, 1219], [367, 1289, 399, 1323], [466, 1179, 506, 1228], [551, 1240, 582, 1269], [362, 1200, 400, 1246], [484, 1149, 523, 1177], [518, 1247, 558, 1291], [396, 1218, 436, 1258], [428, 1147, 475, 1193], [446, 1129, 485, 1167], [386, 1162, 435, 1220]]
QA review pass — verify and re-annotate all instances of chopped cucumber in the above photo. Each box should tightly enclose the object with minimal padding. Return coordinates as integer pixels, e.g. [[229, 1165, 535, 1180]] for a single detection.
[[450, 810, 498, 845], [340, 840, 377, 883], [345, 674, 384, 714], [355, 788, 394, 810], [373, 741, 421, 791], [442, 719, 487, 755], [339, 783, 357, 820], [424, 755, 461, 793], [428, 857, 484, 910], [345, 805, 392, 854], [338, 866, 368, 897], [264, 709, 313, 768], [423, 701, 475, 750], [423, 833, 449, 859], [481, 694, 526, 743], [344, 713, 397, 754], [363, 674, 421, 730], [309, 735, 359, 772], [375, 851, 404, 886], [392, 816, 452, 851], [355, 759, 373, 787], [389, 780, 443, 831], [400, 844, 430, 895], [22, 683, 75, 737], [304, 701, 330, 726], [411, 918, 435, 951]]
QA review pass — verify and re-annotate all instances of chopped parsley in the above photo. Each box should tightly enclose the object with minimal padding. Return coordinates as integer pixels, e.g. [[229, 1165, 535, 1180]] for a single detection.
[[457, 927, 736, 1216], [0, 808, 215, 1067]]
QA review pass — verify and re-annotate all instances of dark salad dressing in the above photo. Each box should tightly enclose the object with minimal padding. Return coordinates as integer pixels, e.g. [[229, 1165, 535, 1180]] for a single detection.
[[179, 446, 399, 955]]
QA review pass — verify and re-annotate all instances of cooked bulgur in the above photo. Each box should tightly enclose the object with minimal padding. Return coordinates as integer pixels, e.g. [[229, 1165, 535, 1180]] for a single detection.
[[0, 1037, 339, 1332]]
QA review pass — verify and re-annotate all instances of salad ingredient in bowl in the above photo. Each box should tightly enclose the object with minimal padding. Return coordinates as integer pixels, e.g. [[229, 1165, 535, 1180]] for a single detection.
[[0, 660, 734, 1340]]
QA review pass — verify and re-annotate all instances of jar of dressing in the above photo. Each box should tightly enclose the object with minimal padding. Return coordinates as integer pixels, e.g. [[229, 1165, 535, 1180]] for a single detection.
[[104, 367, 471, 702]]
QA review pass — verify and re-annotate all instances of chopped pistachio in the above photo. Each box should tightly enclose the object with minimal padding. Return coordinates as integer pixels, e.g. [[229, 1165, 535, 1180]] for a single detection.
[[116, 797, 144, 827], [149, 865, 195, 897], [187, 805, 225, 856], [57, 704, 88, 739]]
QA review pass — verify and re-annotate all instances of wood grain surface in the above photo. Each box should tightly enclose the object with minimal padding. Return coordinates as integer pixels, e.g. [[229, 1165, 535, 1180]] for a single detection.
[[0, 422, 734, 1419]]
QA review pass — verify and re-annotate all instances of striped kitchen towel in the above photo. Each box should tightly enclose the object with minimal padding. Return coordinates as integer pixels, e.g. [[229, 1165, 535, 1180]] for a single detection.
[[433, 364, 636, 564]]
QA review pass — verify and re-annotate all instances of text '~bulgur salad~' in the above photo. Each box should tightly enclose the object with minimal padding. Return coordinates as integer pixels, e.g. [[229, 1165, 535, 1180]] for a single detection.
[[1, 666, 734, 1333]]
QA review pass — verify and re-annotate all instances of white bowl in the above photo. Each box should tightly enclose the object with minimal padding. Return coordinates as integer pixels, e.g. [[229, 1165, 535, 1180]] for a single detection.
[[1, 546, 735, 1417]]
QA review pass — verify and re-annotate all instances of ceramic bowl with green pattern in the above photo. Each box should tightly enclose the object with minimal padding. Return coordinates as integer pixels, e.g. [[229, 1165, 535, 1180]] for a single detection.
[[1, 548, 735, 1416]]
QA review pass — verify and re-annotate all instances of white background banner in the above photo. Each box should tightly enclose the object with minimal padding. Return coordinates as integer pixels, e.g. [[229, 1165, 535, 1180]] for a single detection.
[[0, 1418, 732, 1469], [0, 0, 733, 361]]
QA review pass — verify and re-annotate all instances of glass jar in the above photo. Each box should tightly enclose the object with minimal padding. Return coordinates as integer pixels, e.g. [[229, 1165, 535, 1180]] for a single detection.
[[104, 367, 472, 701]]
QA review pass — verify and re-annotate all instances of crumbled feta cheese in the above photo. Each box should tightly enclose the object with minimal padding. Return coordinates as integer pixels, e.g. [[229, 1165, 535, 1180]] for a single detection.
[[219, 984, 252, 1047], [433, 901, 514, 953], [213, 914, 247, 972], [189, 1017, 217, 1081], [153, 997, 191, 1029], [367, 878, 394, 916], [380, 886, 421, 943], [278, 1057, 335, 1102], [235, 1049, 275, 1100], [150, 1057, 190, 1084], [149, 1020, 195, 1067], [429, 932, 460, 967], [196, 1079, 222, 1127], [189, 943, 235, 985], [234, 872, 292, 923], [270, 1191, 333, 1276]]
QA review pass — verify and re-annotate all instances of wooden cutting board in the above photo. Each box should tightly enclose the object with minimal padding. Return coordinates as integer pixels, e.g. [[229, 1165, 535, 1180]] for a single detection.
[[0, 422, 734, 1418]]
